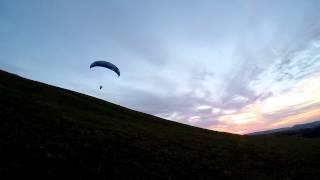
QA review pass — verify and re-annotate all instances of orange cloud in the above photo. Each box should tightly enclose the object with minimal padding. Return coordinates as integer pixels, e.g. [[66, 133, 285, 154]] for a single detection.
[[270, 108, 320, 128], [209, 74, 320, 134]]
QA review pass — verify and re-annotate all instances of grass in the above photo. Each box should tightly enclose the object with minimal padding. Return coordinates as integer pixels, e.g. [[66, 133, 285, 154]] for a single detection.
[[0, 69, 320, 179]]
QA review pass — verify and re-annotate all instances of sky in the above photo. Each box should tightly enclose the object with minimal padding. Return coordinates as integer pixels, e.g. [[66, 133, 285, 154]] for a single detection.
[[1, 0, 320, 134]]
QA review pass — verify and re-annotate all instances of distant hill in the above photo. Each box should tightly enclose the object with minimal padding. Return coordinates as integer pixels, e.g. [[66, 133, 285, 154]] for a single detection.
[[1, 69, 320, 179], [249, 121, 320, 137]]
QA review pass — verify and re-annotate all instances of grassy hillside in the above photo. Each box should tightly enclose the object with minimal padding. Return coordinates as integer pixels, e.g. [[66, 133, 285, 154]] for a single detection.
[[267, 126, 320, 138], [1, 70, 320, 179], [249, 121, 320, 137], [249, 121, 320, 138]]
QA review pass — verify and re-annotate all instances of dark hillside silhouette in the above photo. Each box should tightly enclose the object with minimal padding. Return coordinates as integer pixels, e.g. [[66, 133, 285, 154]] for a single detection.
[[0, 70, 320, 179]]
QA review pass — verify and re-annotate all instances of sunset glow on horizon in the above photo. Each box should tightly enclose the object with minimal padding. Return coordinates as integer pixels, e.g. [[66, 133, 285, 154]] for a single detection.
[[209, 74, 320, 134]]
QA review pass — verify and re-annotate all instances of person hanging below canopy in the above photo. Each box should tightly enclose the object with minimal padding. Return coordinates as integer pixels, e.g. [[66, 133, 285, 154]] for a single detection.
[[89, 60, 120, 90]]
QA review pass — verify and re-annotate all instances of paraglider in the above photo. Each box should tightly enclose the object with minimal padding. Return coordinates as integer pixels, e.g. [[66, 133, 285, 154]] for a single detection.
[[90, 60, 120, 77], [90, 60, 120, 90]]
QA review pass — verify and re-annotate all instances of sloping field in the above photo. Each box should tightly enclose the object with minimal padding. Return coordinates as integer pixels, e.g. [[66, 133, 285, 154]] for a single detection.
[[1, 70, 320, 179]]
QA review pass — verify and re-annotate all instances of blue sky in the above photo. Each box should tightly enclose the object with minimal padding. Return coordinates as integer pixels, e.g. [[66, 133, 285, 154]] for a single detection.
[[1, 0, 320, 134]]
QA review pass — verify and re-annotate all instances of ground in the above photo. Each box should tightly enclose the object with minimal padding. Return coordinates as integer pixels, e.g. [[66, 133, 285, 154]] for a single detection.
[[0, 70, 320, 179]]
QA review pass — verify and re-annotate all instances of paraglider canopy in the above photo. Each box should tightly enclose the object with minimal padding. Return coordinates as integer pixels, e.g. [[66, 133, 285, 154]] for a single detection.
[[90, 60, 120, 77]]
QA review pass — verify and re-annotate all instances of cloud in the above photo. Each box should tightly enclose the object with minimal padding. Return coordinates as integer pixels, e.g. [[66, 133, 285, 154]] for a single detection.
[[2, 0, 320, 134], [210, 74, 320, 133], [112, 36, 320, 133]]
